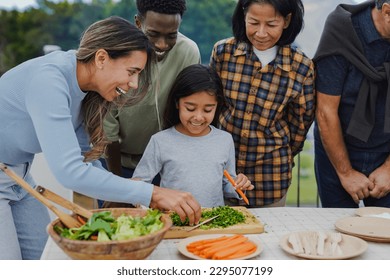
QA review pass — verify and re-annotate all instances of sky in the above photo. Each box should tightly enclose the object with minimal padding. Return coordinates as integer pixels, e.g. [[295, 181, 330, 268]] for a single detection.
[[0, 0, 90, 10], [1, 0, 42, 10], [0, 0, 369, 10], [0, 0, 54, 10]]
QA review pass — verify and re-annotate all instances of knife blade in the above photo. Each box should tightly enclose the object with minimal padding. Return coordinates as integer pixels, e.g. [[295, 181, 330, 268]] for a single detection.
[[185, 215, 220, 232]]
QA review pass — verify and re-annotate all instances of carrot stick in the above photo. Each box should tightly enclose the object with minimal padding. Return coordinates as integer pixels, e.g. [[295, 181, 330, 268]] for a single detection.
[[225, 245, 257, 259], [76, 215, 86, 225], [187, 235, 230, 249], [213, 241, 256, 259], [188, 234, 257, 260], [188, 243, 214, 252], [203, 236, 247, 258], [202, 235, 245, 251], [188, 236, 239, 251], [223, 170, 249, 205], [187, 235, 239, 250], [211, 244, 243, 259], [212, 240, 253, 259]]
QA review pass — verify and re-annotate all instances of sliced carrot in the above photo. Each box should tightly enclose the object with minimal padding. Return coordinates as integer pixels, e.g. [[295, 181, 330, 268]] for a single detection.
[[211, 244, 242, 259], [188, 234, 258, 260], [225, 246, 257, 259], [202, 235, 247, 259], [189, 235, 231, 245], [187, 235, 230, 251], [211, 239, 252, 259], [188, 238, 235, 252], [187, 235, 229, 247], [187, 235, 237, 251], [213, 241, 257, 260], [76, 215, 86, 225], [90, 235, 98, 240]]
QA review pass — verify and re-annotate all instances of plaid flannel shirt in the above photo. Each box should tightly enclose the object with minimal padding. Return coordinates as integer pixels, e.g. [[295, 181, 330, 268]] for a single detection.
[[211, 37, 315, 206]]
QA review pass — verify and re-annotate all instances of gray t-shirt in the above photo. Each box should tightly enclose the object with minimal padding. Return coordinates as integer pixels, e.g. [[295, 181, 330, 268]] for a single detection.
[[133, 126, 239, 207]]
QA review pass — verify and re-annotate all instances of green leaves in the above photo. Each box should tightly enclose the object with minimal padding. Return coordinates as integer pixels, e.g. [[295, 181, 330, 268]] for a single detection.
[[58, 209, 163, 241], [112, 209, 163, 241]]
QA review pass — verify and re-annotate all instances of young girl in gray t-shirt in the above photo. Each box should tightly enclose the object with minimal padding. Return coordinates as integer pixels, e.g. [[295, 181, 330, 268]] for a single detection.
[[133, 64, 254, 207]]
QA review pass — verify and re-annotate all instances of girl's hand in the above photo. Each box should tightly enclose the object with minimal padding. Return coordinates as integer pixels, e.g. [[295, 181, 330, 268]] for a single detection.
[[235, 173, 254, 191]]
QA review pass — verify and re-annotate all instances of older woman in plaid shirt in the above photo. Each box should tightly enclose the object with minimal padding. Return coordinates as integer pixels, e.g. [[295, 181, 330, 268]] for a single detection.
[[210, 0, 315, 207]]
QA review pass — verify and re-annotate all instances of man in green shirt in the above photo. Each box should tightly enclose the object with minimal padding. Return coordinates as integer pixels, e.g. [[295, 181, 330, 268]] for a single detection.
[[101, 0, 200, 207]]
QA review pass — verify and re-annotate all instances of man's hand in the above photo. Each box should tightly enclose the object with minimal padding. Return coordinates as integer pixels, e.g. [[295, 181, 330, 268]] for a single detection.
[[339, 169, 374, 204], [369, 164, 390, 199], [149, 186, 201, 226]]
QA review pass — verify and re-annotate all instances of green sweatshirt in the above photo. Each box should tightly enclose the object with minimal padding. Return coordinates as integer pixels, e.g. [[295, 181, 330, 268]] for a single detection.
[[103, 33, 201, 169]]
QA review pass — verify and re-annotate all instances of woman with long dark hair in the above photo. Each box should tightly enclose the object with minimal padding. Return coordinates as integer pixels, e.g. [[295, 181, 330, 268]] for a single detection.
[[0, 16, 200, 260]]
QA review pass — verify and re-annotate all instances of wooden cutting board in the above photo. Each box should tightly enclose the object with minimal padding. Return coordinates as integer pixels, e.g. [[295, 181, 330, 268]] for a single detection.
[[164, 206, 264, 239]]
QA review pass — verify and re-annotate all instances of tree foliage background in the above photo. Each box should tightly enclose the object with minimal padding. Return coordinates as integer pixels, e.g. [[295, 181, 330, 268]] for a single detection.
[[0, 0, 236, 75]]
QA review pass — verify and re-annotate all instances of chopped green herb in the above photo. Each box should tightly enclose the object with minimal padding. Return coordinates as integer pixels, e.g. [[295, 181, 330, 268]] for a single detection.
[[170, 206, 245, 229]]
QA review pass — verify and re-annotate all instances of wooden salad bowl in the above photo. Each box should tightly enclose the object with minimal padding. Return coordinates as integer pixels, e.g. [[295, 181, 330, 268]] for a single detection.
[[47, 208, 172, 260]]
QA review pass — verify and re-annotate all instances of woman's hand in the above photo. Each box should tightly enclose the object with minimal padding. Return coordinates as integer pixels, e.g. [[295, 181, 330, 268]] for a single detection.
[[149, 186, 201, 226]]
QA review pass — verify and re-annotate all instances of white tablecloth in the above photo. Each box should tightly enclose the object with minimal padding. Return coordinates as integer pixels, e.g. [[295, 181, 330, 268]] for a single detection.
[[40, 207, 390, 260]]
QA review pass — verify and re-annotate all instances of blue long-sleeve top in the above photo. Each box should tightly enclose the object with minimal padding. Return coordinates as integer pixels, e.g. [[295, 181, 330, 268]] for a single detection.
[[0, 50, 153, 205]]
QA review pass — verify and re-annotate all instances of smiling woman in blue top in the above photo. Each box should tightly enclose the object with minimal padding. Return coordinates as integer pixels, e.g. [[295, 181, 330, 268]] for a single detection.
[[0, 16, 200, 260]]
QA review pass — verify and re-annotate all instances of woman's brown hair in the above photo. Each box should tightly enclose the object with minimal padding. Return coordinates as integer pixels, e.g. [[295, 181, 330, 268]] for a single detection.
[[76, 16, 154, 162]]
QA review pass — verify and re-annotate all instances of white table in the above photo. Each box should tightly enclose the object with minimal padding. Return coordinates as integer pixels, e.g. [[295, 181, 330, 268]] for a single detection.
[[41, 207, 390, 260]]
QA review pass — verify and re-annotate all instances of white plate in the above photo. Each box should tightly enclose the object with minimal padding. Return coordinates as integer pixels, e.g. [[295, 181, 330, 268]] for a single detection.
[[177, 234, 263, 260], [335, 216, 390, 242], [355, 207, 390, 218], [280, 231, 368, 260]]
